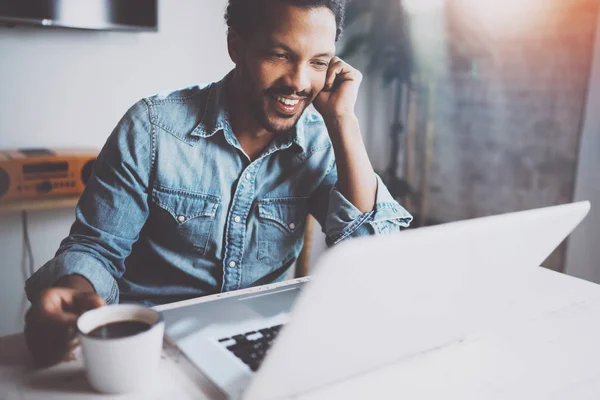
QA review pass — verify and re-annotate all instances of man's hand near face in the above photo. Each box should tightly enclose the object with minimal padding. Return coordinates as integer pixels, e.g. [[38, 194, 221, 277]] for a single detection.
[[24, 275, 104, 366], [313, 56, 362, 120], [313, 57, 378, 214]]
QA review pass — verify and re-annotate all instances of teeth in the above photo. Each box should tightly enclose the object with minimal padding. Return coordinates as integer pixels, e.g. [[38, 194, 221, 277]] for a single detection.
[[276, 96, 300, 106]]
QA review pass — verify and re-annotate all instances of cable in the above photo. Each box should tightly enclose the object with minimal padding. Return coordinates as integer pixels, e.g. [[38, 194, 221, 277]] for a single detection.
[[20, 210, 35, 322], [21, 210, 35, 277], [21, 217, 27, 282]]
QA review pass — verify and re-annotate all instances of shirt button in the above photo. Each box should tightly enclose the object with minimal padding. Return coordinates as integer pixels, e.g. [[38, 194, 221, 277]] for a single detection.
[[234, 216, 241, 223], [245, 173, 252, 180], [289, 222, 296, 230], [228, 261, 237, 268], [177, 215, 186, 223]]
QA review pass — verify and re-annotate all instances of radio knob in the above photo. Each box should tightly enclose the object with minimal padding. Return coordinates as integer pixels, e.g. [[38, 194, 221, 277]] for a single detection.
[[36, 181, 53, 193]]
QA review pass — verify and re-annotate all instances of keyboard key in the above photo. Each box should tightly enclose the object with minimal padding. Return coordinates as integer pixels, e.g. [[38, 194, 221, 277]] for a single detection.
[[219, 324, 286, 372], [232, 334, 248, 343]]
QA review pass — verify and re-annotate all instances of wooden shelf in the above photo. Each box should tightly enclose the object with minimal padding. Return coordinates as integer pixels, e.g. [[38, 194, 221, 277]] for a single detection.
[[0, 196, 80, 214]]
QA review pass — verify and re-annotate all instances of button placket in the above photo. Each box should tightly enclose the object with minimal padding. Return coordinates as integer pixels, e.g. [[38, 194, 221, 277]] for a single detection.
[[221, 163, 260, 292]]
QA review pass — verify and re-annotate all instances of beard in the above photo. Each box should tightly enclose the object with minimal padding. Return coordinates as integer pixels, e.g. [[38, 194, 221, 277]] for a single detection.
[[255, 94, 305, 134], [239, 68, 314, 134]]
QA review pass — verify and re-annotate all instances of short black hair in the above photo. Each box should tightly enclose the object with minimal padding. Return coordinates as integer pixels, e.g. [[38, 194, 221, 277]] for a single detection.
[[225, 0, 348, 41]]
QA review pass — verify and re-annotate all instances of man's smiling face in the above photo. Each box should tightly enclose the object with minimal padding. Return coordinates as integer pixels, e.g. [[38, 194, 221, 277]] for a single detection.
[[230, 2, 337, 134]]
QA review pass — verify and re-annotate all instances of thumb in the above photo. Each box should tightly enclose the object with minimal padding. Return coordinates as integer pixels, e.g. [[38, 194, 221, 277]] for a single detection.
[[73, 292, 105, 315]]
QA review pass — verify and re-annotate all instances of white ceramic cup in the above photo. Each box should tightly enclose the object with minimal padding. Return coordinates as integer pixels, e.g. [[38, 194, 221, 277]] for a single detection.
[[76, 304, 165, 394]]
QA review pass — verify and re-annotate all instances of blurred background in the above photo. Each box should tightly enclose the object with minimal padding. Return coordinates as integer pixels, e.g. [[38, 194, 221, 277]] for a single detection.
[[0, 0, 599, 336]]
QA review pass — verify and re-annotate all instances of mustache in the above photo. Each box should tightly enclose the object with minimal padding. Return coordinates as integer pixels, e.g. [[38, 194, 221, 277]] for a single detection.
[[266, 86, 312, 98]]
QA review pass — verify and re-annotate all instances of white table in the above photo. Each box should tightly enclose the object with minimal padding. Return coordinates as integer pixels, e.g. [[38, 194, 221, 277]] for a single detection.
[[0, 332, 221, 400], [3, 266, 600, 399]]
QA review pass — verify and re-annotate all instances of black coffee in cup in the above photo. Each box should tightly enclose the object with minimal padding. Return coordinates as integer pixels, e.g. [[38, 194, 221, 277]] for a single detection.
[[88, 320, 151, 339]]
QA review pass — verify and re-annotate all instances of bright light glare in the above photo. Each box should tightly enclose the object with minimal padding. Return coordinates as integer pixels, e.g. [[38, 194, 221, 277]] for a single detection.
[[403, 0, 445, 14], [455, 0, 545, 35]]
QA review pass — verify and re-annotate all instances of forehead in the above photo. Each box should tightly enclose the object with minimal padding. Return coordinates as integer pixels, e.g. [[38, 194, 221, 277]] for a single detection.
[[255, 3, 337, 55]]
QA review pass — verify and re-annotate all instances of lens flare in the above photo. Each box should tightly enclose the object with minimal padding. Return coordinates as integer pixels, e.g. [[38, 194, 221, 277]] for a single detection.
[[452, 0, 547, 37]]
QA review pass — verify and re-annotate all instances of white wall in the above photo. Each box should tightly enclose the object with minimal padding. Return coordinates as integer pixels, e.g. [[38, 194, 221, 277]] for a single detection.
[[0, 0, 233, 336], [565, 7, 600, 282]]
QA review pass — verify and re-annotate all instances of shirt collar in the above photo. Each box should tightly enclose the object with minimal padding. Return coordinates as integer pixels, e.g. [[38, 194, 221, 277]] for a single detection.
[[190, 70, 307, 153], [189, 70, 234, 140]]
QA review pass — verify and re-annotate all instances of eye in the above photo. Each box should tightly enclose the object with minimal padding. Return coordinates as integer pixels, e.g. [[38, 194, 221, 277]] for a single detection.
[[272, 53, 288, 59], [312, 61, 329, 70]]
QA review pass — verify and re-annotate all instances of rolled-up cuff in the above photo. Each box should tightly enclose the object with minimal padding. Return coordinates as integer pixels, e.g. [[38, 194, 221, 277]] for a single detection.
[[25, 251, 119, 304], [325, 175, 413, 245]]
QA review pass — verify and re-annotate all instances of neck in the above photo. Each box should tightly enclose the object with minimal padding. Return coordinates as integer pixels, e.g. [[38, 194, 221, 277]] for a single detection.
[[227, 71, 273, 141], [226, 70, 275, 160]]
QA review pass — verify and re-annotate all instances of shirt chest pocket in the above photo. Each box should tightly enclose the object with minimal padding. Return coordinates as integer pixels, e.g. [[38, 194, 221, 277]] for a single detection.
[[257, 197, 309, 266], [151, 188, 221, 255]]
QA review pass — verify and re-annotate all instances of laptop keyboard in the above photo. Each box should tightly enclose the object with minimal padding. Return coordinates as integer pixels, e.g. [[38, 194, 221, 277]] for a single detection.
[[218, 324, 284, 372]]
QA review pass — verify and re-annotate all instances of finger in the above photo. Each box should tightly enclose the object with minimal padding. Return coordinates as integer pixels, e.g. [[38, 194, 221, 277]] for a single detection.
[[324, 61, 345, 90], [41, 305, 79, 325], [74, 292, 105, 314], [325, 60, 358, 90], [38, 289, 81, 325]]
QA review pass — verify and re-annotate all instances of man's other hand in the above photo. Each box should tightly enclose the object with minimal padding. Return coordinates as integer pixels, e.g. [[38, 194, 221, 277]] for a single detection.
[[24, 286, 104, 366]]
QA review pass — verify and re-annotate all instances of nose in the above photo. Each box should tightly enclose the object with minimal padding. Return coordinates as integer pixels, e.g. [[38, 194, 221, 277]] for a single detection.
[[285, 64, 311, 96]]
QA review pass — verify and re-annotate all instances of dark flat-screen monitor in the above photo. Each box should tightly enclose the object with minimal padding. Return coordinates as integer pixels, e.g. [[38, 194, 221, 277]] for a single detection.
[[0, 0, 158, 31]]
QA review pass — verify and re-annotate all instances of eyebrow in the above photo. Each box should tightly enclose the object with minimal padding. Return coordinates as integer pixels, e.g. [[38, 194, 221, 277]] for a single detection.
[[268, 40, 335, 59]]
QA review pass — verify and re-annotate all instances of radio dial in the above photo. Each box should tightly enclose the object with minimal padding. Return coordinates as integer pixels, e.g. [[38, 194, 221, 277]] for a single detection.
[[36, 181, 53, 193]]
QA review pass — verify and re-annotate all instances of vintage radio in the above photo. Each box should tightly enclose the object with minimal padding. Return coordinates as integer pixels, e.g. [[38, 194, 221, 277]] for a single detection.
[[0, 148, 98, 203]]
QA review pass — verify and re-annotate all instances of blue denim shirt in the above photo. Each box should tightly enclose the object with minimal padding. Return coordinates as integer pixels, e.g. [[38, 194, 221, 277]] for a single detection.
[[25, 72, 412, 306]]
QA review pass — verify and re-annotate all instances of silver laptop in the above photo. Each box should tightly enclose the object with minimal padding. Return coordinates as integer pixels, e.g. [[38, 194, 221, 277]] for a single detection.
[[157, 201, 590, 399]]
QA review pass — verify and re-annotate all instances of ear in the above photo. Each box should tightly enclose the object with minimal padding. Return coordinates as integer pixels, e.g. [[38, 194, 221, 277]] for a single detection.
[[227, 30, 243, 65]]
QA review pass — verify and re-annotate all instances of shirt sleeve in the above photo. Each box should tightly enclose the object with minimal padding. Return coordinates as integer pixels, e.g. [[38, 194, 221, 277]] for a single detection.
[[309, 160, 413, 247], [25, 100, 153, 305]]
